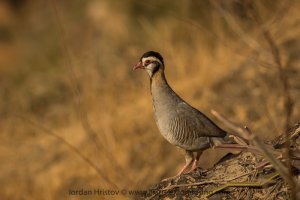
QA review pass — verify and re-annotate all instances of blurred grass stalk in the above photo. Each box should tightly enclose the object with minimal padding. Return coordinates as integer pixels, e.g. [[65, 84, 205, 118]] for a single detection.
[[0, 0, 299, 199]]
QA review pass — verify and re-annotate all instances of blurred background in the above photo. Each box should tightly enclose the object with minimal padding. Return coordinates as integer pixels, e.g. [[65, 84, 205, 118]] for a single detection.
[[0, 0, 299, 199]]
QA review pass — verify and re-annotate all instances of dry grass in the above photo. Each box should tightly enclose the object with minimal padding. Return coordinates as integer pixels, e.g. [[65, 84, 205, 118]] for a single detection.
[[0, 0, 299, 199]]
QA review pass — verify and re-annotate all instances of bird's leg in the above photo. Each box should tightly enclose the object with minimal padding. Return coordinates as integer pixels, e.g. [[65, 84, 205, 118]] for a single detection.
[[162, 150, 194, 181], [176, 150, 194, 176], [191, 151, 203, 171]]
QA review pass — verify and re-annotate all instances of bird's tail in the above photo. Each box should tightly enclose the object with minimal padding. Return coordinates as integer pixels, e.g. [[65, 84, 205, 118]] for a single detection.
[[211, 132, 249, 147]]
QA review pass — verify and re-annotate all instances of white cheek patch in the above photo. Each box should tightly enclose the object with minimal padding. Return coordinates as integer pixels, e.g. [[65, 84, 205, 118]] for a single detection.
[[147, 64, 156, 71], [145, 68, 153, 77], [142, 56, 163, 77]]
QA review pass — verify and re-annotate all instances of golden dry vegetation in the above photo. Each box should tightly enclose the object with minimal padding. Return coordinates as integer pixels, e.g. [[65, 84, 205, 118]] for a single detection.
[[0, 0, 299, 199]]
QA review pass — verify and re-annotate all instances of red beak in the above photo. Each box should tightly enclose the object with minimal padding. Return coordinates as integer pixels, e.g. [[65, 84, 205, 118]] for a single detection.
[[133, 61, 144, 70]]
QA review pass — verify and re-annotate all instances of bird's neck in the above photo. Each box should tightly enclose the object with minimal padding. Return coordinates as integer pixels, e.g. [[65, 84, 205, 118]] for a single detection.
[[150, 70, 169, 91], [150, 70, 180, 107]]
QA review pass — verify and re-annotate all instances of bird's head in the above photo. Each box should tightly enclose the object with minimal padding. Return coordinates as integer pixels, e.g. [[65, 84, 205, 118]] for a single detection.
[[133, 51, 164, 78]]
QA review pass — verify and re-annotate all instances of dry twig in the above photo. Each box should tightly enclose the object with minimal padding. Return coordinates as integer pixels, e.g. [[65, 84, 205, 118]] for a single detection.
[[211, 110, 300, 199]]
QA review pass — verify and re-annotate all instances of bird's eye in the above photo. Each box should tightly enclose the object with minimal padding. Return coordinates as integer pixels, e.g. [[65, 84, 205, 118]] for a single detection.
[[145, 60, 151, 65]]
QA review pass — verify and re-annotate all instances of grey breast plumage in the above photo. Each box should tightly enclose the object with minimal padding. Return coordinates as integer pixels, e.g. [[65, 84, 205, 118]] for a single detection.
[[150, 73, 226, 151]]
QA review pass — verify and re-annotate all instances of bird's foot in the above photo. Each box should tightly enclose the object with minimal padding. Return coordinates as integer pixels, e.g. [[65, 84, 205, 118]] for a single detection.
[[161, 162, 193, 181], [161, 175, 180, 182]]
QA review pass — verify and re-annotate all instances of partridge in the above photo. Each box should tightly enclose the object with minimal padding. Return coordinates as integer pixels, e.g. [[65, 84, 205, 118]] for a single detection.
[[133, 51, 232, 177]]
